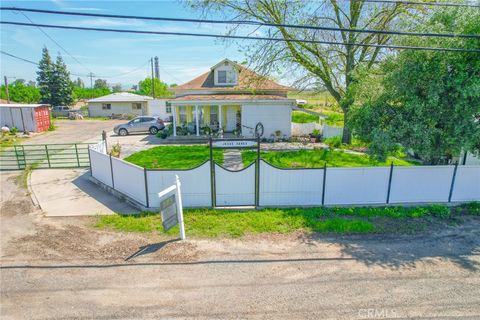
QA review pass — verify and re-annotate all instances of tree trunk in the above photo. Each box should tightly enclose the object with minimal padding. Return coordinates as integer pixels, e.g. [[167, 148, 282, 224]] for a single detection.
[[341, 117, 352, 144]]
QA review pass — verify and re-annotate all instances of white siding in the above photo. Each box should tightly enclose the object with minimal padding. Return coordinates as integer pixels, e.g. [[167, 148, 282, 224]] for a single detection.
[[89, 149, 113, 187], [0, 107, 37, 132], [147, 99, 171, 119], [88, 101, 146, 117], [241, 104, 292, 138]]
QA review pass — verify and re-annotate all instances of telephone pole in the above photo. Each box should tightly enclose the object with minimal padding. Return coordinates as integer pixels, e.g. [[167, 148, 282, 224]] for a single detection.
[[150, 58, 155, 98], [88, 72, 95, 88], [4, 76, 10, 103], [154, 56, 160, 79]]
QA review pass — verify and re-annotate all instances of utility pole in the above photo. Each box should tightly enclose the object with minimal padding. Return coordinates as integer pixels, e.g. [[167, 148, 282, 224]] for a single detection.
[[154, 56, 160, 79], [88, 72, 95, 88], [150, 58, 155, 98], [4, 76, 10, 103]]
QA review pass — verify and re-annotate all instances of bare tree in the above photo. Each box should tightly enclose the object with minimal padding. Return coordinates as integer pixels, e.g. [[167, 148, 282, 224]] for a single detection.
[[190, 0, 415, 143]]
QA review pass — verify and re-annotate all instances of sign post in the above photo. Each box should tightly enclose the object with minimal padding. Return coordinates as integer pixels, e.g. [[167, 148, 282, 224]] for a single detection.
[[158, 175, 186, 240]]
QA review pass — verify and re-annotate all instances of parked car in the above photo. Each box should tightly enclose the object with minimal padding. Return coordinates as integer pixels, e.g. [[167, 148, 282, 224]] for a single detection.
[[114, 116, 165, 136], [52, 106, 71, 117]]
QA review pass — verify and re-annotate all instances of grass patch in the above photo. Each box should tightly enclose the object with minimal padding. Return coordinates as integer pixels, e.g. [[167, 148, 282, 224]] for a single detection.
[[292, 111, 319, 123], [124, 145, 223, 169], [95, 208, 375, 237], [241, 149, 414, 168], [0, 133, 26, 150], [323, 110, 344, 127], [95, 205, 466, 238]]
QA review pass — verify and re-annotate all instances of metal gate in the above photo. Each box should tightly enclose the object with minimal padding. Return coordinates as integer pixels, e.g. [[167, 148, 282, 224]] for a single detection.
[[0, 143, 93, 170]]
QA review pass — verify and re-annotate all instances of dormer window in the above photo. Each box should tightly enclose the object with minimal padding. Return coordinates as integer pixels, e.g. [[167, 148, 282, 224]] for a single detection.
[[215, 67, 237, 85]]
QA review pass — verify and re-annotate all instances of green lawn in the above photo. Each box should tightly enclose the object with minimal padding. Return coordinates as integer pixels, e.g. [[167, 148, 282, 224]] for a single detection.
[[124, 145, 223, 169], [242, 149, 414, 168], [94, 204, 477, 238], [292, 111, 319, 123], [323, 110, 344, 127]]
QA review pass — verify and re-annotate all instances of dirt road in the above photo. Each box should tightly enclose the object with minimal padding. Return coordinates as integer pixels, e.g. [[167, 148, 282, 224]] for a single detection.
[[1, 171, 480, 319]]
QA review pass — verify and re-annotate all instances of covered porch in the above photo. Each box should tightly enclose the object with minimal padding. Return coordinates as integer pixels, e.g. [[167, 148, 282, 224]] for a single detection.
[[170, 103, 243, 137]]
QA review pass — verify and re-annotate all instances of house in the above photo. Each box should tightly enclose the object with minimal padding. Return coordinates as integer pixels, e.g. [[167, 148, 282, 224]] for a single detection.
[[0, 103, 51, 132], [169, 59, 295, 138], [87, 92, 171, 120]]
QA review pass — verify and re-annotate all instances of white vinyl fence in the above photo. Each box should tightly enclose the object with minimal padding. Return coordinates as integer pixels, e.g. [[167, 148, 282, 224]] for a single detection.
[[88, 141, 480, 209]]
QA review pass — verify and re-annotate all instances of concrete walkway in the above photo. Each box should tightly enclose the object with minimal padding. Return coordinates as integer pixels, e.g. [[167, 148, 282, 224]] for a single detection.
[[30, 169, 135, 217], [223, 149, 244, 170]]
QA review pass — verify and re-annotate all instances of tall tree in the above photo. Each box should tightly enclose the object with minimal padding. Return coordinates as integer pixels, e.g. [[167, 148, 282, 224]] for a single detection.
[[191, 0, 415, 143], [349, 8, 480, 164], [36, 47, 54, 104], [75, 77, 84, 88], [50, 54, 74, 106], [137, 78, 172, 98], [94, 79, 108, 89]]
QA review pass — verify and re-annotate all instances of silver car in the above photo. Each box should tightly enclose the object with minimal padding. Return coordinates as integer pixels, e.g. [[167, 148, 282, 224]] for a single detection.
[[114, 116, 165, 136]]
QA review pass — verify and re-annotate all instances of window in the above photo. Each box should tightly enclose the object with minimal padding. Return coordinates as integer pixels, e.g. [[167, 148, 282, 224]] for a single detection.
[[141, 117, 154, 122], [218, 70, 227, 83], [210, 106, 218, 125], [132, 103, 142, 110], [102, 103, 111, 110], [166, 103, 172, 113], [217, 69, 237, 85], [179, 106, 187, 124]]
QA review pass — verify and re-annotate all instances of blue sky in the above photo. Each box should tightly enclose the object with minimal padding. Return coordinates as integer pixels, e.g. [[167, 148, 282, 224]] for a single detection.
[[0, 0, 248, 88]]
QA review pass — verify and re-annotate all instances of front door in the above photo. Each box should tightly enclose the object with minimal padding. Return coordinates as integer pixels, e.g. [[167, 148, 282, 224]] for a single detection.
[[226, 107, 237, 132]]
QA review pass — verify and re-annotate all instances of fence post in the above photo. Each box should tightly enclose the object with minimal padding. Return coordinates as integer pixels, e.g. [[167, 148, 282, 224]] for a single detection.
[[87, 146, 92, 176], [109, 155, 115, 188], [448, 162, 458, 203], [102, 130, 108, 152], [386, 162, 394, 204], [144, 167, 149, 208], [74, 144, 80, 167], [45, 145, 51, 168], [21, 145, 26, 167], [321, 163, 327, 206], [255, 137, 260, 208], [14, 145, 21, 169], [209, 137, 215, 208]]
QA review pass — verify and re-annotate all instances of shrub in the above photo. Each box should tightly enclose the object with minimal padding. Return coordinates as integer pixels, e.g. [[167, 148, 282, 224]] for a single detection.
[[324, 136, 342, 148], [427, 205, 450, 218], [9, 127, 18, 135], [109, 142, 121, 158], [461, 202, 480, 215]]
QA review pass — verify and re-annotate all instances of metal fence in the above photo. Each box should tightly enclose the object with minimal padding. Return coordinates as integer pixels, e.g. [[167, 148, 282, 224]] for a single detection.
[[0, 143, 93, 170]]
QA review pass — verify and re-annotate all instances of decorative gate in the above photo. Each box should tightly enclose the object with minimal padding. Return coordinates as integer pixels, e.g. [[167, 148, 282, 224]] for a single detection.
[[209, 138, 260, 207]]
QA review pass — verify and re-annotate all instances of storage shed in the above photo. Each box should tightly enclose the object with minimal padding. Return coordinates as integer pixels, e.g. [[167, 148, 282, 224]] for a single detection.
[[0, 104, 51, 132]]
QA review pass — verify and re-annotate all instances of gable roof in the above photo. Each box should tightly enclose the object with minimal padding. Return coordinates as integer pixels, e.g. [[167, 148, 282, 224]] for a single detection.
[[88, 92, 152, 103], [174, 60, 291, 92]]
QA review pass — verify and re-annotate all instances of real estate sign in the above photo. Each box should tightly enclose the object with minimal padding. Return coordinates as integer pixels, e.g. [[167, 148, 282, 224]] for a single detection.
[[158, 175, 186, 239]]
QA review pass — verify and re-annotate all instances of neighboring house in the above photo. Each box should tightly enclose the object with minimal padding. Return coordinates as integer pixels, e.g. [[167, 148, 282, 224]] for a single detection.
[[0, 104, 51, 132], [87, 92, 171, 120], [169, 59, 295, 138]]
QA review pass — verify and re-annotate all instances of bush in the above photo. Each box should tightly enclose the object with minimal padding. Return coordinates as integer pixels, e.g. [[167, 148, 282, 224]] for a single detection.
[[9, 127, 18, 135], [427, 205, 450, 218], [324, 136, 342, 148], [461, 202, 480, 215]]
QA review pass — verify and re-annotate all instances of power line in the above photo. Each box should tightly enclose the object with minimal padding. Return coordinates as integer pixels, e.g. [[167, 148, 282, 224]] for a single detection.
[[351, 0, 480, 8], [2, 20, 479, 53], [0, 50, 87, 77], [16, 11, 93, 74], [2, 7, 479, 39]]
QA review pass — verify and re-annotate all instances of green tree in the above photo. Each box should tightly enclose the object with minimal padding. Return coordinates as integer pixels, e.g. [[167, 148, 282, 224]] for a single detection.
[[0, 81, 41, 103], [111, 84, 122, 92], [73, 87, 111, 100], [36, 47, 54, 104], [50, 54, 74, 106], [137, 78, 172, 98], [94, 79, 108, 89], [350, 8, 480, 164], [191, 0, 416, 143]]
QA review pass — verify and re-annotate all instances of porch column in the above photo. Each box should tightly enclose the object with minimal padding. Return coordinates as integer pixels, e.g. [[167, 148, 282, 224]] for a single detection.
[[218, 105, 223, 131], [172, 105, 177, 136], [195, 105, 199, 136]]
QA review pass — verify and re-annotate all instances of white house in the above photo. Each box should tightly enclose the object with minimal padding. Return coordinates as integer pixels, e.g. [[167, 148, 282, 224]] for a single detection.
[[169, 59, 295, 138], [87, 92, 171, 120]]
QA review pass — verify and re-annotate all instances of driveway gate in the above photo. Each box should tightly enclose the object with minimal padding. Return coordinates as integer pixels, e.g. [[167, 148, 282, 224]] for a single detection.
[[0, 143, 93, 170], [209, 138, 260, 207]]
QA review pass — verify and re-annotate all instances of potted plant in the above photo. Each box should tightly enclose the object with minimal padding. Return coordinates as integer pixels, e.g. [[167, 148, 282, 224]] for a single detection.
[[309, 129, 320, 143]]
